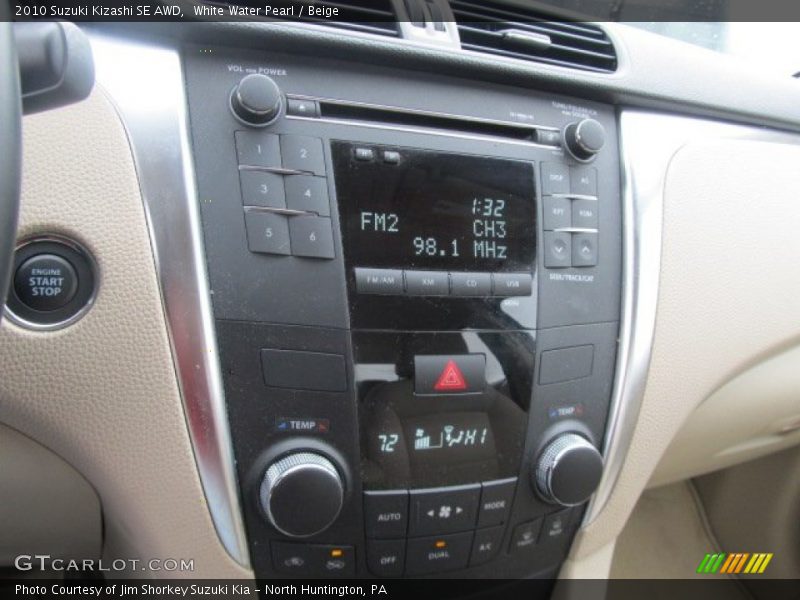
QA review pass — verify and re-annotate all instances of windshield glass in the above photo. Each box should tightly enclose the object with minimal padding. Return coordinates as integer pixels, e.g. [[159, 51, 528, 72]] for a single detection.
[[627, 22, 800, 77]]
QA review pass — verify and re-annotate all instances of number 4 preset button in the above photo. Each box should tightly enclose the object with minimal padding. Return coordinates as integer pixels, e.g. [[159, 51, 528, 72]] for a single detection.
[[289, 215, 335, 259]]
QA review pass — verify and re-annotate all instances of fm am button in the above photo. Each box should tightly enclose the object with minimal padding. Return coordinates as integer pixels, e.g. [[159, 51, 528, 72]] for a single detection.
[[414, 355, 486, 396], [355, 268, 403, 295]]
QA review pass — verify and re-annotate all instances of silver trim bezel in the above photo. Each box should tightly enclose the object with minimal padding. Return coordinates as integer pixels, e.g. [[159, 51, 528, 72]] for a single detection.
[[89, 34, 250, 567]]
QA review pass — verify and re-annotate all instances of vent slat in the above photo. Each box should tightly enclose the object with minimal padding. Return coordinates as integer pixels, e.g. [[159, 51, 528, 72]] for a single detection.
[[451, 1, 617, 73]]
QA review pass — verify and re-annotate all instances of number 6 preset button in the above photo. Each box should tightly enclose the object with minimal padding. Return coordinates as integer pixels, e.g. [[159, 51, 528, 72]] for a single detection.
[[289, 215, 335, 259], [244, 211, 291, 255]]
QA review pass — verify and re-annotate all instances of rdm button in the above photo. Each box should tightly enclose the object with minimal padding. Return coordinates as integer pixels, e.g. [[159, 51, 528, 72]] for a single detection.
[[14, 254, 78, 312]]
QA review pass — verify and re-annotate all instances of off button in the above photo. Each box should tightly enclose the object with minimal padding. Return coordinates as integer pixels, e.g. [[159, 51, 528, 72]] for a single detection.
[[14, 254, 78, 312]]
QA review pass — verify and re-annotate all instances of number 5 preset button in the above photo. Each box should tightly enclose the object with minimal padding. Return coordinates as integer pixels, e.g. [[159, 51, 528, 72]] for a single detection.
[[244, 211, 291, 255], [289, 215, 335, 259]]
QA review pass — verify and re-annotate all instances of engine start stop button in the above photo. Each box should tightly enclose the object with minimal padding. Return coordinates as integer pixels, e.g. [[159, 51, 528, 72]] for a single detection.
[[13, 253, 79, 312]]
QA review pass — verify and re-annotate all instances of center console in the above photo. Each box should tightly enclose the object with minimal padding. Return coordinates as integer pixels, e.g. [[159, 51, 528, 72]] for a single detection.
[[184, 46, 622, 579]]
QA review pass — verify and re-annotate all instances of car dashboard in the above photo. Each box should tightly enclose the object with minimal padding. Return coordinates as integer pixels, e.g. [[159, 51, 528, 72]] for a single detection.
[[2, 2, 800, 590]]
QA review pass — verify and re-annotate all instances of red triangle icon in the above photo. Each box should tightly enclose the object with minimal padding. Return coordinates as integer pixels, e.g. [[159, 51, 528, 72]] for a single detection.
[[433, 360, 468, 392]]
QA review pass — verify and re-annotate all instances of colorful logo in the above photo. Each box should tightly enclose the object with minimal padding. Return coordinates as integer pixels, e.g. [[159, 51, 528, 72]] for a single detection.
[[697, 553, 773, 575]]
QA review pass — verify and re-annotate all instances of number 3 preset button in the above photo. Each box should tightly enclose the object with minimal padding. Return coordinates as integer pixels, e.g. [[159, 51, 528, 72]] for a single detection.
[[289, 215, 335, 259]]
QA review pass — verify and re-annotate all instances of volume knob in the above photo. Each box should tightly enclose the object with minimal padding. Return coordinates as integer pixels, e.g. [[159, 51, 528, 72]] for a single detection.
[[230, 73, 283, 127], [534, 433, 603, 507], [260, 452, 344, 538], [564, 118, 606, 161]]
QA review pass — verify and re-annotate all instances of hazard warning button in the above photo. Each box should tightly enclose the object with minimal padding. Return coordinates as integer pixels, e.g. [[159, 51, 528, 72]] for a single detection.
[[414, 355, 486, 395]]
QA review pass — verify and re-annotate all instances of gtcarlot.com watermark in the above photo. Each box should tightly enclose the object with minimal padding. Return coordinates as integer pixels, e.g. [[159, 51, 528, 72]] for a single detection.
[[14, 555, 195, 573]]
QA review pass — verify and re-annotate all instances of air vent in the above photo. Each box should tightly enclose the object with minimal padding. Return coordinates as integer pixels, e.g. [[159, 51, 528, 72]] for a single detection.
[[450, 1, 617, 73], [201, 1, 399, 38]]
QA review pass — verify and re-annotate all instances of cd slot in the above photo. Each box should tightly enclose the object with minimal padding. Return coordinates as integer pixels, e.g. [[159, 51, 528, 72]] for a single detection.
[[316, 100, 546, 143]]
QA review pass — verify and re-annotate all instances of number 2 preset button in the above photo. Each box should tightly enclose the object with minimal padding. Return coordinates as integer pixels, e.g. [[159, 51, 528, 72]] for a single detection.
[[244, 211, 291, 255], [289, 215, 335, 259]]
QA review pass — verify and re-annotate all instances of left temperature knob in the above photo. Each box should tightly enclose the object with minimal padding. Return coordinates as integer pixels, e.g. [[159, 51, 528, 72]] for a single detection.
[[259, 452, 345, 538], [230, 73, 283, 127]]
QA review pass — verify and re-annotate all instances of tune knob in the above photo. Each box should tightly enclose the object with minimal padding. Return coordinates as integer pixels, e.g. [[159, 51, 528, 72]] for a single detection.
[[564, 118, 606, 161], [259, 452, 344, 538], [534, 433, 603, 507], [230, 73, 283, 127]]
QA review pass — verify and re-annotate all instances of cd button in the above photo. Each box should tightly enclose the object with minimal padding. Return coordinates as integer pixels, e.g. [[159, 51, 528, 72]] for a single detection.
[[405, 270, 449, 296], [355, 268, 404, 295], [413, 354, 486, 396], [409, 484, 480, 536], [364, 490, 409, 538], [405, 532, 473, 575], [492, 273, 533, 297], [450, 272, 491, 296]]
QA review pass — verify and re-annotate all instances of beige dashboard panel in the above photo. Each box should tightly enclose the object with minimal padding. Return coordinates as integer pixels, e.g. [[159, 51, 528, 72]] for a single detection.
[[0, 423, 101, 566], [572, 135, 800, 559], [652, 344, 800, 487], [0, 90, 251, 579]]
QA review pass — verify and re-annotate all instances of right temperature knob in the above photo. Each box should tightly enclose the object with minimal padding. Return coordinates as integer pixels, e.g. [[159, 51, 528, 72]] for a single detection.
[[564, 118, 606, 161], [534, 433, 603, 507]]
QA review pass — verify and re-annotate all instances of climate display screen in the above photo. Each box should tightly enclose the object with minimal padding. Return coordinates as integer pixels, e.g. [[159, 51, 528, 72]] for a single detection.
[[333, 142, 537, 272]]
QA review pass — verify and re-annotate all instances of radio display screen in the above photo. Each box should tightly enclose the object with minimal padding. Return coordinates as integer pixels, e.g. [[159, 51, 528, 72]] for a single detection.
[[332, 142, 537, 272]]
